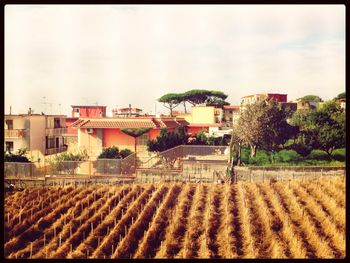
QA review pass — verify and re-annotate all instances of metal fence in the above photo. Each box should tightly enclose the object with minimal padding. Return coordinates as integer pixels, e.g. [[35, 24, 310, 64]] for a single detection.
[[4, 153, 136, 178]]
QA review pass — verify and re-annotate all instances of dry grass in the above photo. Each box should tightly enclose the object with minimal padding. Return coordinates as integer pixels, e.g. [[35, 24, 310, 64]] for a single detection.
[[4, 176, 345, 259]]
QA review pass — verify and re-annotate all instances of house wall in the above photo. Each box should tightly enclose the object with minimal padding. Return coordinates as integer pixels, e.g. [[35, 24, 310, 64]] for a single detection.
[[188, 126, 209, 134], [102, 128, 135, 151], [192, 106, 215, 124], [176, 113, 192, 123], [29, 117, 46, 154], [4, 116, 26, 129], [267, 94, 287, 103], [66, 118, 78, 134], [149, 129, 161, 140], [73, 107, 106, 118]]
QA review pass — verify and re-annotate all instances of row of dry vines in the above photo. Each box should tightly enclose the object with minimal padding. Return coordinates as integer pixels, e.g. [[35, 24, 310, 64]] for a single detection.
[[4, 176, 345, 259]]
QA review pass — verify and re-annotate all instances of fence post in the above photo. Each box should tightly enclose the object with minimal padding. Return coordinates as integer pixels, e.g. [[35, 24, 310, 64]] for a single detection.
[[262, 168, 265, 183], [250, 169, 252, 183]]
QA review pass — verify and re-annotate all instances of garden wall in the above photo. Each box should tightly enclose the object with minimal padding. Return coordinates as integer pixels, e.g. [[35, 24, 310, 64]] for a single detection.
[[234, 166, 346, 182]]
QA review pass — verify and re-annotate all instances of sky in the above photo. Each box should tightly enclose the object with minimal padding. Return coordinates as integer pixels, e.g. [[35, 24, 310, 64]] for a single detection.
[[5, 5, 345, 116]]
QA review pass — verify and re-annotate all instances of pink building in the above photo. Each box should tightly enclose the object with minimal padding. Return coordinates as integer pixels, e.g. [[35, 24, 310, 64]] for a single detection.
[[64, 105, 107, 145], [71, 117, 189, 158]]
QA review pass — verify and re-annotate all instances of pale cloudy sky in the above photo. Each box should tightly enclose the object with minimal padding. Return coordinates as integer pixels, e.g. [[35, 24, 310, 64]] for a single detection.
[[5, 4, 345, 116]]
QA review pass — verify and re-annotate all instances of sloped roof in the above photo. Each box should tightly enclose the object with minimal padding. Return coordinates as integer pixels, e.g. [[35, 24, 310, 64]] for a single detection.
[[188, 123, 223, 128], [71, 117, 189, 129], [223, 105, 240, 110]]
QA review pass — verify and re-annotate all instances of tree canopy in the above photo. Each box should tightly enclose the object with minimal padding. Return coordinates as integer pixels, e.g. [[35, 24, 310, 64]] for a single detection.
[[232, 100, 297, 157], [297, 95, 323, 102], [147, 127, 187, 152], [158, 93, 182, 117], [120, 128, 152, 138], [158, 89, 229, 116], [289, 100, 345, 156], [335, 92, 345, 100]]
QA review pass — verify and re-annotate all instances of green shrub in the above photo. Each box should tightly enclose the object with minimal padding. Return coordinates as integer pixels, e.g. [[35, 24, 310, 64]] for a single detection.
[[332, 148, 345, 162], [98, 146, 121, 159], [94, 147, 133, 174], [4, 148, 31, 163], [53, 151, 89, 174], [120, 149, 133, 159], [248, 149, 271, 166], [306, 150, 331, 161], [274, 150, 302, 163], [289, 143, 313, 157]]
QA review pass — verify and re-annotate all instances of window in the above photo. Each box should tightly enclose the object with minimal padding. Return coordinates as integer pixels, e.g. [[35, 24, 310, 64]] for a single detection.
[[5, 142, 14, 152], [138, 133, 149, 146], [54, 118, 61, 128], [46, 137, 55, 149], [6, 120, 13, 130], [73, 108, 80, 113]]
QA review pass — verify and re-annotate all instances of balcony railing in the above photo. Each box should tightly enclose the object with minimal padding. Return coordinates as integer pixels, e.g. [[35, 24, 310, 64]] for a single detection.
[[5, 129, 25, 138], [45, 127, 67, 136], [45, 146, 68, 155]]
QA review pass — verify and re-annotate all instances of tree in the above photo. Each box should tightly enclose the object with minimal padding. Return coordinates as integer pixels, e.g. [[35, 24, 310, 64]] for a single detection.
[[147, 127, 187, 152], [147, 127, 188, 168], [297, 95, 323, 102], [158, 93, 182, 117], [235, 99, 296, 158], [183, 89, 228, 106], [290, 100, 345, 157], [310, 100, 345, 156], [335, 92, 345, 100]]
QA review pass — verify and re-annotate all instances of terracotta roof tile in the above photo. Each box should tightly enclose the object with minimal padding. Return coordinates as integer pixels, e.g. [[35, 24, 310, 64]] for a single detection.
[[188, 123, 223, 127], [71, 117, 189, 129]]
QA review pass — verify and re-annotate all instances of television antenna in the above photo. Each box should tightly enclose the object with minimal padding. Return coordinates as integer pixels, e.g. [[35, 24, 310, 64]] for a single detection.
[[41, 97, 53, 114]]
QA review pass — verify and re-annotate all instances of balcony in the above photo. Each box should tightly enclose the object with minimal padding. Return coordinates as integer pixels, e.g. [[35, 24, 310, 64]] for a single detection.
[[45, 146, 68, 155], [45, 127, 67, 136], [5, 129, 25, 138]]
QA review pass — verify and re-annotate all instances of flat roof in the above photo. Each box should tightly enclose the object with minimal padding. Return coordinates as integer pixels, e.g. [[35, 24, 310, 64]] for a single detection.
[[5, 114, 66, 117], [71, 105, 107, 108], [242, 93, 287, 98]]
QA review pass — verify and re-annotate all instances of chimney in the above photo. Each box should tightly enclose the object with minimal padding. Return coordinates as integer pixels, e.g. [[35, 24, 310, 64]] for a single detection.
[[10, 106, 12, 115], [28, 107, 32, 115], [129, 104, 131, 117]]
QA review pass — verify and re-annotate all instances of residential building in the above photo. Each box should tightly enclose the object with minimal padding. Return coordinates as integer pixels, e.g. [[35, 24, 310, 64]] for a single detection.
[[240, 93, 288, 111], [4, 113, 67, 156], [71, 105, 107, 118], [64, 105, 107, 146], [71, 117, 189, 158], [175, 105, 226, 135], [112, 105, 143, 117], [222, 105, 240, 127], [296, 100, 318, 110]]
